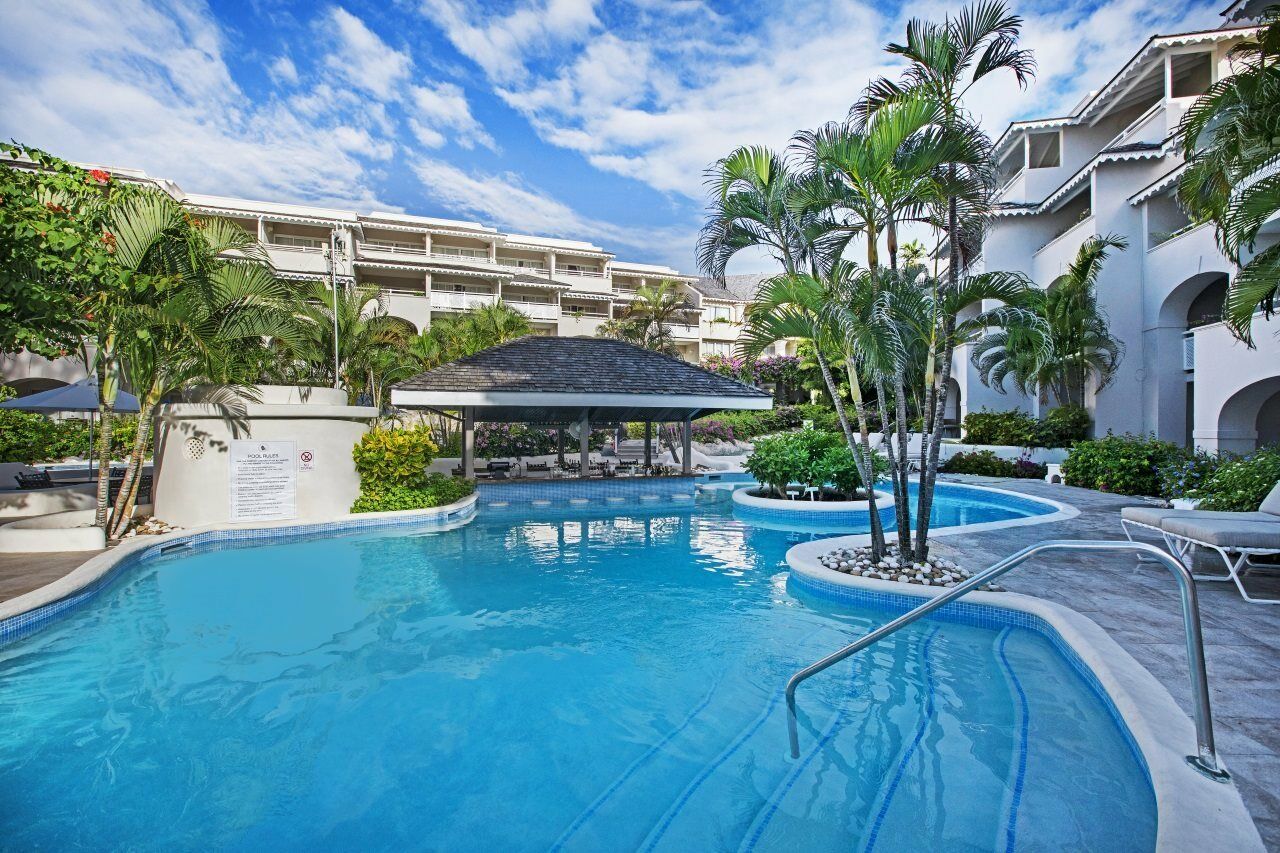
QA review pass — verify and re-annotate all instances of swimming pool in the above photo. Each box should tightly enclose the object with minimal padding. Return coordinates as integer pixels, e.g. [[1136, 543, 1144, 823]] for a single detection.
[[0, 497, 1155, 850]]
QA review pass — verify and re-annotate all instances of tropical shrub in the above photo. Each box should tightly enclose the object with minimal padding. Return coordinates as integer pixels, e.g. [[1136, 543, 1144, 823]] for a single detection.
[[1187, 447, 1280, 511], [1158, 448, 1237, 500], [755, 355, 803, 388], [744, 429, 886, 498], [961, 406, 1090, 447], [475, 423, 555, 458], [942, 450, 1017, 477], [0, 406, 143, 464], [962, 409, 1041, 446], [353, 425, 439, 489], [691, 419, 736, 444], [1038, 405, 1091, 446], [1062, 433, 1187, 496], [350, 474, 474, 513], [700, 354, 755, 384]]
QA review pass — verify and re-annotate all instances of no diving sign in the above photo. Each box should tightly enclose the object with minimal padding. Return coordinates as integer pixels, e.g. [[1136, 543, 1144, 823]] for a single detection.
[[299, 449, 315, 472]]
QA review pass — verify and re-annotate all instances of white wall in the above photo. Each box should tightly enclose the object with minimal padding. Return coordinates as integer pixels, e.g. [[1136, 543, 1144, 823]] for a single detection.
[[153, 386, 378, 527]]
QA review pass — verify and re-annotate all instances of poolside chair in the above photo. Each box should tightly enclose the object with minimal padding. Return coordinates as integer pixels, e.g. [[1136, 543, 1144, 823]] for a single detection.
[[1126, 482, 1280, 604]]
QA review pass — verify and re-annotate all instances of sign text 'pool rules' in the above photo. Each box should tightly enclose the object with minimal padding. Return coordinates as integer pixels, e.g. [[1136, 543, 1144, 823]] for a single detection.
[[229, 440, 298, 522]]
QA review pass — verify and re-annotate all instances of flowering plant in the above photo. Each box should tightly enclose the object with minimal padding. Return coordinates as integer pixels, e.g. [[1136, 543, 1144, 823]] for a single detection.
[[691, 419, 735, 444], [700, 354, 755, 384], [754, 355, 802, 387]]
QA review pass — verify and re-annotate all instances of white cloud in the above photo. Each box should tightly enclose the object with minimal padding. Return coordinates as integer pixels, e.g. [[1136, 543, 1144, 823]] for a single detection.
[[324, 7, 413, 99], [412, 157, 694, 262], [418, 0, 600, 83], [0, 0, 394, 209], [268, 55, 298, 86], [432, 0, 1224, 207], [409, 82, 496, 150]]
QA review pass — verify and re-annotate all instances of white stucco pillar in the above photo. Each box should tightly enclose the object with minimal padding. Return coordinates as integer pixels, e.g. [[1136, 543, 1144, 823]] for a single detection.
[[579, 411, 590, 478], [462, 407, 475, 479], [681, 416, 692, 475]]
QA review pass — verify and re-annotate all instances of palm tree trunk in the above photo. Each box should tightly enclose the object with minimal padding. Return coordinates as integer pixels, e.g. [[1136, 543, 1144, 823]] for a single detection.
[[891, 369, 914, 562], [845, 362, 886, 559], [914, 327, 956, 562], [93, 346, 118, 531], [108, 403, 154, 540]]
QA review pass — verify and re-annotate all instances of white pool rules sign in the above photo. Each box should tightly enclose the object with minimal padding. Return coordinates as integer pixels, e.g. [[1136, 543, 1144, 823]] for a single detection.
[[229, 440, 297, 522]]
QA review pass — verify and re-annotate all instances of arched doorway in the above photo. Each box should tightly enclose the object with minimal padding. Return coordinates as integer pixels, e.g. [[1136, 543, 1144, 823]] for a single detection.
[[942, 377, 961, 438], [7, 377, 70, 398], [1215, 377, 1280, 453], [1152, 270, 1231, 446]]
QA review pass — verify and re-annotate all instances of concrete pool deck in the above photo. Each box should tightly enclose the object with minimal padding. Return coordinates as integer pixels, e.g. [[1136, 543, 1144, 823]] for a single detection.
[[928, 475, 1280, 849]]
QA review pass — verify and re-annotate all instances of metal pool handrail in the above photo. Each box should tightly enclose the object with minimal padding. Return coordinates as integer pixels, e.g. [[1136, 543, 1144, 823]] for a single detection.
[[785, 539, 1231, 782]]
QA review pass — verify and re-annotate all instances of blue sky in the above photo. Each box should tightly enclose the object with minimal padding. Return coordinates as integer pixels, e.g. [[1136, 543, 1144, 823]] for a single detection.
[[0, 0, 1220, 270]]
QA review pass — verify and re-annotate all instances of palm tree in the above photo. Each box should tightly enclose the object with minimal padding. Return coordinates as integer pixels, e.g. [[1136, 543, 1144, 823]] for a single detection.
[[971, 235, 1125, 408], [740, 267, 897, 557], [292, 281, 413, 406], [107, 210, 304, 538], [598, 280, 689, 354], [697, 146, 835, 279], [412, 302, 532, 369], [1178, 11, 1280, 342], [855, 0, 1035, 559]]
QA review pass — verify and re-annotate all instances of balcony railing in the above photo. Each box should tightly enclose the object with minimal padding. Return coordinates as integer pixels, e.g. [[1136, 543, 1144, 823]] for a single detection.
[[559, 268, 606, 278], [430, 291, 496, 311], [503, 299, 559, 321], [500, 260, 549, 273], [361, 240, 428, 256], [669, 323, 700, 339], [265, 241, 324, 253], [431, 248, 490, 262]]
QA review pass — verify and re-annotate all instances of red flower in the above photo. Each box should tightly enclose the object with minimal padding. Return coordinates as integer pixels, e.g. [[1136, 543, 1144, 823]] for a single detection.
[[100, 231, 116, 252], [87, 169, 112, 185]]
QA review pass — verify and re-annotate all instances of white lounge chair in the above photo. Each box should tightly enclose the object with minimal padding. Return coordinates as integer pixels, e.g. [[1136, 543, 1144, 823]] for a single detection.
[[1133, 482, 1280, 605]]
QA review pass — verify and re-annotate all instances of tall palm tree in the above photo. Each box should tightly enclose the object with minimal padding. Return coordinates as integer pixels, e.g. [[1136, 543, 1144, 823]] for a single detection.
[[598, 280, 689, 354], [855, 0, 1035, 559], [412, 302, 532, 369], [971, 235, 1125, 408], [740, 267, 898, 557], [1178, 11, 1280, 342]]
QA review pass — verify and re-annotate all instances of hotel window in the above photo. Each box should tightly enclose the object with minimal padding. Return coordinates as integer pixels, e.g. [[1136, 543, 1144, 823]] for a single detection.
[[710, 305, 733, 322], [703, 341, 731, 356], [435, 245, 488, 259]]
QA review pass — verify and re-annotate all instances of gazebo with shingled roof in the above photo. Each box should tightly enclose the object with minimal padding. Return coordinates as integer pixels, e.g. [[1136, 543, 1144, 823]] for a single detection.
[[390, 336, 772, 478]]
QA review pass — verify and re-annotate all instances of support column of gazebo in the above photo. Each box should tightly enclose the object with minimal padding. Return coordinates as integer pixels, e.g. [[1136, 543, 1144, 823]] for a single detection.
[[391, 337, 771, 481]]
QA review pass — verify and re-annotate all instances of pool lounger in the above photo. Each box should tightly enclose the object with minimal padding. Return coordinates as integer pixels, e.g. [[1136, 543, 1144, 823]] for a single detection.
[[1123, 482, 1280, 604]]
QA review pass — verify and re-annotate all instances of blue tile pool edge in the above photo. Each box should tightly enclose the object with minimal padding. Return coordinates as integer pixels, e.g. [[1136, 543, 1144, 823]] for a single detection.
[[0, 497, 478, 647]]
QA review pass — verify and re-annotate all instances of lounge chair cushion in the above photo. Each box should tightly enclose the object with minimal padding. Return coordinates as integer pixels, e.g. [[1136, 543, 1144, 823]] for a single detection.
[[1162, 517, 1280, 550], [1259, 481, 1280, 517], [1121, 506, 1271, 527]]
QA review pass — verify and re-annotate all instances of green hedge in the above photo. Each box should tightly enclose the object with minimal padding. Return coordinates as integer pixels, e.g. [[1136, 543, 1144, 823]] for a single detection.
[[1186, 446, 1280, 511], [961, 406, 1090, 448], [350, 474, 474, 513], [1062, 433, 1187, 496], [0, 409, 146, 464], [744, 429, 888, 497], [941, 449, 1047, 479]]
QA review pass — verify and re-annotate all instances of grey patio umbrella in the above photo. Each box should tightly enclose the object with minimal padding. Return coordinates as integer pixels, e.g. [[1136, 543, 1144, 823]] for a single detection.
[[0, 378, 141, 475]]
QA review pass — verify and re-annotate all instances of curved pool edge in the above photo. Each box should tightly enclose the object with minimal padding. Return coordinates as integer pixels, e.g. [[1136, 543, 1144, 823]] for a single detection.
[[0, 494, 480, 641], [785, 544, 1265, 853]]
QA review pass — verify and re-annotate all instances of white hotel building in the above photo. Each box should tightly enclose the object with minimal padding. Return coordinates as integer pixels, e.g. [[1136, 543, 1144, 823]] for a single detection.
[[954, 3, 1279, 454], [1, 174, 751, 397]]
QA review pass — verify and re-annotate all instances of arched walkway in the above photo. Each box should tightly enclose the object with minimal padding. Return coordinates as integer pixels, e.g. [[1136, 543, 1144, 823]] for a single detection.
[[1146, 270, 1231, 447], [1214, 377, 1280, 453]]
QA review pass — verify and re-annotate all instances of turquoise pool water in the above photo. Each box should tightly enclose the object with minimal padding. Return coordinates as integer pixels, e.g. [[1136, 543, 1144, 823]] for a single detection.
[[0, 497, 1155, 850]]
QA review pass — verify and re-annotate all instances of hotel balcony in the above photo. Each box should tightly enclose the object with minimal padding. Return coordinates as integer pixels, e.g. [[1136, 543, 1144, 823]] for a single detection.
[[262, 241, 330, 276], [430, 290, 497, 312], [669, 323, 700, 341], [502, 298, 560, 322]]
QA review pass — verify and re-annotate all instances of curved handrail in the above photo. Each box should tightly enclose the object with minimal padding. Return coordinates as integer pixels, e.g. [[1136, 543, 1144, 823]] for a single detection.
[[785, 539, 1230, 781]]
